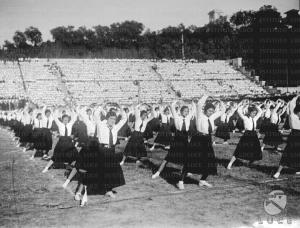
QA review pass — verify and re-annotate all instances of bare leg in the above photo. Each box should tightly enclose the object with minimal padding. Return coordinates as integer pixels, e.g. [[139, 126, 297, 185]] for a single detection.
[[227, 156, 236, 169], [120, 155, 126, 166], [42, 160, 54, 173], [152, 160, 167, 179], [176, 171, 186, 190], [80, 186, 88, 206], [150, 143, 156, 151], [74, 183, 84, 201], [63, 168, 77, 188], [273, 165, 283, 179]]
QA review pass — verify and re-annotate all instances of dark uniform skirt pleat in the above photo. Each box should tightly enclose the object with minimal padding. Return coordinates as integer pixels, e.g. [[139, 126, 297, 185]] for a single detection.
[[164, 130, 188, 166], [263, 123, 282, 147], [280, 129, 300, 170], [184, 133, 217, 175], [236, 116, 245, 132], [33, 128, 52, 151], [52, 136, 77, 168], [123, 131, 147, 159], [117, 121, 131, 138], [234, 130, 262, 161], [20, 124, 33, 143], [260, 118, 271, 134], [154, 123, 173, 146], [76, 137, 101, 190], [99, 146, 125, 192], [215, 123, 230, 140]]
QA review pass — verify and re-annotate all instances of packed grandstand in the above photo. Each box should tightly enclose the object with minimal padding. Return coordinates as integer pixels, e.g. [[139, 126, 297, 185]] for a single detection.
[[0, 58, 270, 106]]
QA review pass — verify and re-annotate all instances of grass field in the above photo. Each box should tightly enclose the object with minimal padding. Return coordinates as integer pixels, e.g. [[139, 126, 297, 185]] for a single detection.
[[0, 127, 299, 228]]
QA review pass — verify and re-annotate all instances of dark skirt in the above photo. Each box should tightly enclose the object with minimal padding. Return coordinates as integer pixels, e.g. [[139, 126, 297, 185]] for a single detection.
[[98, 145, 125, 192], [215, 122, 231, 141], [33, 128, 53, 150], [123, 131, 147, 159], [164, 130, 188, 166], [19, 124, 33, 143], [51, 136, 78, 168], [72, 120, 88, 146], [76, 137, 100, 172], [234, 130, 262, 161], [263, 123, 282, 147], [280, 129, 300, 170], [260, 118, 271, 134], [184, 133, 217, 175], [148, 118, 161, 132], [236, 117, 245, 132], [14, 121, 23, 138], [76, 137, 101, 188], [154, 123, 173, 146], [118, 121, 131, 138], [0, 118, 4, 126]]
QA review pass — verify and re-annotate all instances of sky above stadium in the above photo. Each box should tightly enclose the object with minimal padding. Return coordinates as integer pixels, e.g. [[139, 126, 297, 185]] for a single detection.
[[0, 0, 298, 44]]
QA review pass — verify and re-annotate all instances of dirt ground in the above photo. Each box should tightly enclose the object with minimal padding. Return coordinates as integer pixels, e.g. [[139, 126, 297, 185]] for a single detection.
[[0, 127, 299, 228]]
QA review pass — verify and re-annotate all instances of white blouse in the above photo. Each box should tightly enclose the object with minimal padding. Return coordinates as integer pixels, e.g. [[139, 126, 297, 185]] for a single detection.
[[161, 114, 172, 124], [237, 106, 262, 131], [97, 118, 127, 145]]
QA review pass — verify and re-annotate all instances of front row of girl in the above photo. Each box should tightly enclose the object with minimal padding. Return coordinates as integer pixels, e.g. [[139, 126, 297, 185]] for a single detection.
[[1, 95, 300, 207]]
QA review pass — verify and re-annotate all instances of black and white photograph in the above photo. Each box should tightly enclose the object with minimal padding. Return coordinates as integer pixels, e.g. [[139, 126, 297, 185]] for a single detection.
[[0, 0, 300, 227]]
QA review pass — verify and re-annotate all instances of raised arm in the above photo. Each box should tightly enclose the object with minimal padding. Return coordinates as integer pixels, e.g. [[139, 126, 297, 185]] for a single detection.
[[53, 108, 63, 127], [289, 95, 299, 115], [170, 100, 179, 119], [196, 95, 208, 120], [115, 108, 128, 132], [211, 100, 226, 120]]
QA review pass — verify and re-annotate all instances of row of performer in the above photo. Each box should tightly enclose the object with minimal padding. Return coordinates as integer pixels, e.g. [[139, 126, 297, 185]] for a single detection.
[[0, 95, 299, 206]]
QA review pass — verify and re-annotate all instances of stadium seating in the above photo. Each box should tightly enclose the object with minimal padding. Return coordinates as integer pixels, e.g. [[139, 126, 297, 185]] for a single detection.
[[0, 59, 269, 105]]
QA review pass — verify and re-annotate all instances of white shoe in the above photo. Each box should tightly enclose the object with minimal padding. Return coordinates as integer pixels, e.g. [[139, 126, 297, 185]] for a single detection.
[[295, 172, 300, 175], [136, 160, 142, 166], [199, 180, 213, 188], [186, 172, 193, 177], [176, 181, 185, 190], [120, 161, 124, 166], [164, 145, 170, 150], [42, 168, 48, 173], [62, 179, 70, 188], [105, 191, 116, 198], [152, 171, 160, 179], [74, 192, 82, 201], [80, 188, 88, 207], [149, 146, 155, 151], [273, 172, 280, 179]]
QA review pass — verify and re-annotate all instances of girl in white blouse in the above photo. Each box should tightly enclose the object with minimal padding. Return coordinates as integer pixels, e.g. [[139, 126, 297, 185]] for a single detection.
[[152, 100, 195, 190], [227, 101, 264, 169], [262, 100, 285, 152], [183, 96, 225, 188], [42, 108, 78, 173], [274, 95, 300, 179], [215, 102, 239, 144], [121, 104, 154, 166], [151, 106, 174, 151]]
